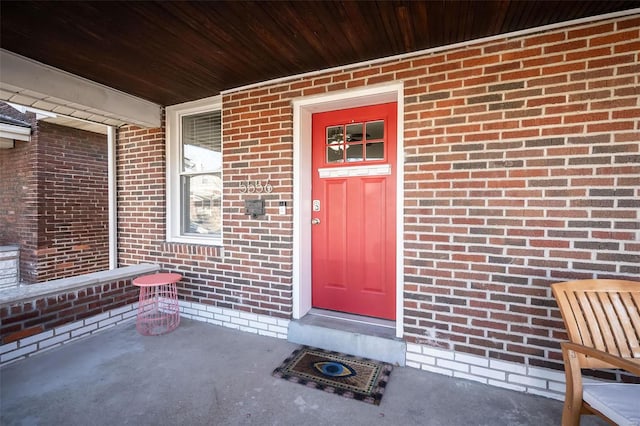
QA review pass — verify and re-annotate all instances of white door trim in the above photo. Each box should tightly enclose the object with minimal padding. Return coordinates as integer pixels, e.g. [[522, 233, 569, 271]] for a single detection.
[[292, 82, 404, 338]]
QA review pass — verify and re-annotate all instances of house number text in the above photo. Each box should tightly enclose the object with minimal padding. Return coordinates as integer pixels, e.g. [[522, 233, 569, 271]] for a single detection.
[[239, 180, 273, 193]]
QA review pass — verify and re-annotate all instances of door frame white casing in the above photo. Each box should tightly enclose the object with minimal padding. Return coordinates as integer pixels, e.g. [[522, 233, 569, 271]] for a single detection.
[[292, 82, 404, 338]]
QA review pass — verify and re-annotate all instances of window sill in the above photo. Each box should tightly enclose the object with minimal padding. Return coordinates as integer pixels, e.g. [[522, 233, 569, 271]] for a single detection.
[[166, 235, 222, 247]]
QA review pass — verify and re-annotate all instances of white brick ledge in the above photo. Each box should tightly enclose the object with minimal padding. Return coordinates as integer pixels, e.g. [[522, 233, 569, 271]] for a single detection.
[[0, 303, 138, 366], [0, 263, 160, 305], [179, 300, 290, 339], [406, 343, 566, 400]]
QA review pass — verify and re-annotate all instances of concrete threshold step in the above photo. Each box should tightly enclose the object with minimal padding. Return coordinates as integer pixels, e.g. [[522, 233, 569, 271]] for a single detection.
[[287, 309, 406, 366]]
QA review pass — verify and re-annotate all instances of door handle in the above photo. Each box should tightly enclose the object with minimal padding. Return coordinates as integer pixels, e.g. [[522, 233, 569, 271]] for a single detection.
[[311, 218, 321, 225]]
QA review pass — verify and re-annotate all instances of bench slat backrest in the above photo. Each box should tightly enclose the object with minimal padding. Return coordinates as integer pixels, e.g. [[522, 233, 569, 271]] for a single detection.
[[552, 279, 640, 369]]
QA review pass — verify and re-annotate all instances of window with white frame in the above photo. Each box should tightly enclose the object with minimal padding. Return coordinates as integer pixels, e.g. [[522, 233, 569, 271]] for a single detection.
[[166, 96, 222, 245]]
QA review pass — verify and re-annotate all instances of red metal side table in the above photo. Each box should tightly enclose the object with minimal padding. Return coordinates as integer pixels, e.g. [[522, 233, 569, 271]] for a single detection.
[[132, 272, 182, 336]]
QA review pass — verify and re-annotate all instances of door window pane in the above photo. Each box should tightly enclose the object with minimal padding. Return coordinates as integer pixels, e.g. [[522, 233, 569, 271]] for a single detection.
[[327, 146, 344, 163], [346, 123, 363, 141], [366, 121, 384, 140], [326, 125, 344, 163], [326, 125, 343, 145], [346, 144, 363, 162], [366, 142, 384, 160]]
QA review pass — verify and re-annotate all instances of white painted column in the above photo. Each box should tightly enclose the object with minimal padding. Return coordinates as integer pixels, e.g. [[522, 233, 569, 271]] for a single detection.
[[107, 126, 117, 269]]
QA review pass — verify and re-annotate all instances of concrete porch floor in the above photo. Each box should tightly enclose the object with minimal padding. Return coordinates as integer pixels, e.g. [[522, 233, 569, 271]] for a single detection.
[[1, 319, 604, 426]]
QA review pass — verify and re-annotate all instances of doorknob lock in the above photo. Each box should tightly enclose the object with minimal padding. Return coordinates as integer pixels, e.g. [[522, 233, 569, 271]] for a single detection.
[[311, 218, 321, 225]]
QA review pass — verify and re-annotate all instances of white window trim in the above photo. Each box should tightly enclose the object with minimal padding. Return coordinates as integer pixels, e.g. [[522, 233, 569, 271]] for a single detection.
[[166, 95, 223, 246]]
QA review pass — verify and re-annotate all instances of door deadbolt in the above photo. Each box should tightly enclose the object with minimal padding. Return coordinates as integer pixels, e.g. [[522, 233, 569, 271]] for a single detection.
[[311, 218, 321, 225]]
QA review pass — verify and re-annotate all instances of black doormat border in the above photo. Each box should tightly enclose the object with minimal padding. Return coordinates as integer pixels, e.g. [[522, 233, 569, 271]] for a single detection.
[[272, 346, 393, 405]]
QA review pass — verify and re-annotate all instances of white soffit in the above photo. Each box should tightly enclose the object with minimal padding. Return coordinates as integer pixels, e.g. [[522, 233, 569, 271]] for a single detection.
[[0, 49, 161, 128], [41, 115, 109, 135], [6, 102, 109, 135]]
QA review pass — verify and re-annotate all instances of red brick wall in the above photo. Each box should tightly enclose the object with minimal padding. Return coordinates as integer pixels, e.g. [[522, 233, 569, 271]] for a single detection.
[[116, 124, 170, 266], [0, 278, 138, 344], [0, 106, 38, 282], [116, 118, 291, 317], [116, 15, 639, 370], [34, 122, 109, 282], [0, 104, 109, 283], [0, 105, 36, 259]]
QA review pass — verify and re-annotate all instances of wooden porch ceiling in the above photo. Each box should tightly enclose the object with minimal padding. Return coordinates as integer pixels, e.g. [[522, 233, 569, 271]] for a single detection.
[[1, 1, 637, 106]]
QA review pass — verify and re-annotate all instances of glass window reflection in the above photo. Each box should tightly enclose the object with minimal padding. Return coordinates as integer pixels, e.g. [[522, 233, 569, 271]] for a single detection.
[[366, 121, 384, 140], [182, 111, 222, 173]]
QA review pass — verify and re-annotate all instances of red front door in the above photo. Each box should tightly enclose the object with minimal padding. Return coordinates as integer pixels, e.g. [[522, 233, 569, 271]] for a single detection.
[[311, 102, 397, 320]]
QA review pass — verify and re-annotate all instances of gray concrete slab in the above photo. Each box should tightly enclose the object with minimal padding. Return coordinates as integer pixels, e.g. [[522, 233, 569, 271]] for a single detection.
[[1, 319, 605, 426]]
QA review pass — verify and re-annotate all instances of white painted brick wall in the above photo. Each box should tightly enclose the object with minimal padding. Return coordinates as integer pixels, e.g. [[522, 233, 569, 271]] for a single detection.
[[2, 344, 37, 361], [257, 329, 278, 338], [98, 315, 122, 328], [489, 358, 528, 375], [0, 341, 18, 354], [85, 312, 110, 325], [548, 381, 567, 394], [39, 333, 70, 349], [454, 371, 487, 384], [54, 320, 85, 335], [239, 312, 258, 321], [470, 365, 506, 381], [215, 313, 231, 323], [21, 330, 54, 346], [406, 352, 435, 366], [508, 374, 548, 389], [421, 364, 454, 377], [437, 358, 469, 373], [70, 322, 98, 338], [248, 320, 269, 331], [422, 346, 455, 360], [455, 352, 489, 368], [405, 361, 420, 369], [406, 342, 565, 401], [178, 300, 290, 339], [182, 306, 199, 316], [230, 317, 249, 327], [528, 366, 565, 382]]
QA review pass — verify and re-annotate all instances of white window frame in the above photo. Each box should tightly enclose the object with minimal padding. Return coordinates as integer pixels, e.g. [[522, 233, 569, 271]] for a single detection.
[[166, 95, 223, 246]]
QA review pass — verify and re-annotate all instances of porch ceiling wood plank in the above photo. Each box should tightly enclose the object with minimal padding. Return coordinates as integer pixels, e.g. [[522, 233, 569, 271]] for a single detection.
[[0, 1, 637, 107]]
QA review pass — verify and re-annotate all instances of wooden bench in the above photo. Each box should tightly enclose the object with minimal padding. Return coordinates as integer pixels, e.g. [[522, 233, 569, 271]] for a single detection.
[[552, 279, 640, 426]]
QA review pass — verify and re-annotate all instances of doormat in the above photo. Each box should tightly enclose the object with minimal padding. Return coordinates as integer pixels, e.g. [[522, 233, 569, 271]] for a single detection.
[[272, 346, 393, 405]]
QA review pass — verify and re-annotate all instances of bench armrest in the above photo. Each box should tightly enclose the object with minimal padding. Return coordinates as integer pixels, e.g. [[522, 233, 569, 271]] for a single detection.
[[561, 342, 640, 376]]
